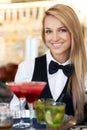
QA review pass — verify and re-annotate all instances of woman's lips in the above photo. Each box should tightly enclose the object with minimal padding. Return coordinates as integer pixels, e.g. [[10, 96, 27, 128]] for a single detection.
[[53, 42, 63, 48]]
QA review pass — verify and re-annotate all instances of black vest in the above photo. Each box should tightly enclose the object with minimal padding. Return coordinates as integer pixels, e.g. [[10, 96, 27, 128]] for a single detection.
[[32, 55, 74, 116]]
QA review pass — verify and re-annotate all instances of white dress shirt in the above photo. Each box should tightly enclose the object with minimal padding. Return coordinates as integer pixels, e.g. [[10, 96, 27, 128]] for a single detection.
[[10, 50, 87, 109]]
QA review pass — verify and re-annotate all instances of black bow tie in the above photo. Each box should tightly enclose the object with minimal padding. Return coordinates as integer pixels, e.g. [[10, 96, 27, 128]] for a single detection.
[[49, 60, 74, 77]]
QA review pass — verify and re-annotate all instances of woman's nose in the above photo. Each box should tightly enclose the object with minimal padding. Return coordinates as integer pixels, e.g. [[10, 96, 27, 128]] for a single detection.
[[52, 32, 59, 41]]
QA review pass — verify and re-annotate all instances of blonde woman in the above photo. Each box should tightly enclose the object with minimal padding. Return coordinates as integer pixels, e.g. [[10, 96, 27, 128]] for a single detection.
[[14, 4, 87, 123]]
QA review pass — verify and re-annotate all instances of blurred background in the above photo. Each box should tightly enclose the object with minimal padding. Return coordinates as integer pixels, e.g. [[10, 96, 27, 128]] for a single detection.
[[0, 0, 87, 82]]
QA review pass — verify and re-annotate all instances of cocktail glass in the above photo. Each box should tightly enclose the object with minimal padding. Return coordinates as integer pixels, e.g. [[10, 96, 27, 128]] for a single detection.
[[35, 98, 54, 125], [35, 99, 45, 124], [45, 101, 66, 128], [20, 81, 46, 130], [6, 82, 30, 129]]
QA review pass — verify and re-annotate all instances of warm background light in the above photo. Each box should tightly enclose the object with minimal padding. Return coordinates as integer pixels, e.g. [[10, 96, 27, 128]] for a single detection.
[[0, 0, 87, 67], [0, 0, 11, 3]]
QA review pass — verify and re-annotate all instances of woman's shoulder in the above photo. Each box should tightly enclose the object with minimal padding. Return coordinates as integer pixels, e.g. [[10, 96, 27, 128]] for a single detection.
[[17, 54, 47, 73], [17, 59, 35, 76], [15, 59, 35, 82], [19, 59, 35, 68]]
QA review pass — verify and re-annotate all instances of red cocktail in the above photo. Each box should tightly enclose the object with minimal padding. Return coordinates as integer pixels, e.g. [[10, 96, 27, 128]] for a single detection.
[[21, 82, 46, 103], [6, 83, 24, 99], [20, 81, 46, 129], [6, 82, 30, 129]]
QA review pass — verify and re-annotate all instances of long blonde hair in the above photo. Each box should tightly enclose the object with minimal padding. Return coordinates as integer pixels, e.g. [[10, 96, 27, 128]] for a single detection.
[[42, 4, 87, 122]]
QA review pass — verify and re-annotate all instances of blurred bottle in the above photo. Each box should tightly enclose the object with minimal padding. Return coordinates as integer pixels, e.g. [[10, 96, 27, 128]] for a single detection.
[[25, 38, 38, 60]]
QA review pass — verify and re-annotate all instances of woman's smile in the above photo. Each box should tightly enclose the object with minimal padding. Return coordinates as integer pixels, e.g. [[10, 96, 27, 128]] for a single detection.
[[52, 42, 64, 48]]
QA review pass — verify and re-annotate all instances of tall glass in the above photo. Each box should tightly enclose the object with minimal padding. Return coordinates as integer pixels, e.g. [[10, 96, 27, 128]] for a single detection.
[[0, 103, 13, 130], [6, 82, 30, 129], [20, 81, 46, 130]]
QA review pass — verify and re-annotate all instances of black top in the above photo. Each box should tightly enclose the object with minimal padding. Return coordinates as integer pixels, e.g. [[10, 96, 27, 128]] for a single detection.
[[32, 55, 74, 116]]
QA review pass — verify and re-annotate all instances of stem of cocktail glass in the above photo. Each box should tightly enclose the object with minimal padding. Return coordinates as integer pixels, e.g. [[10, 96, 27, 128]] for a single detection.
[[14, 98, 30, 128], [28, 103, 36, 130], [19, 99, 25, 125]]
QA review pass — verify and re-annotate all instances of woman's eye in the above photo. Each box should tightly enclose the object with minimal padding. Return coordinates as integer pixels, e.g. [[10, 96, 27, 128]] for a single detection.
[[59, 28, 67, 32], [45, 30, 52, 34]]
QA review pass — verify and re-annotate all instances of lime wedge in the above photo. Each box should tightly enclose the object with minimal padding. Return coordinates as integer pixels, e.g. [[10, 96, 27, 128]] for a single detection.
[[53, 113, 63, 123], [45, 111, 53, 124]]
